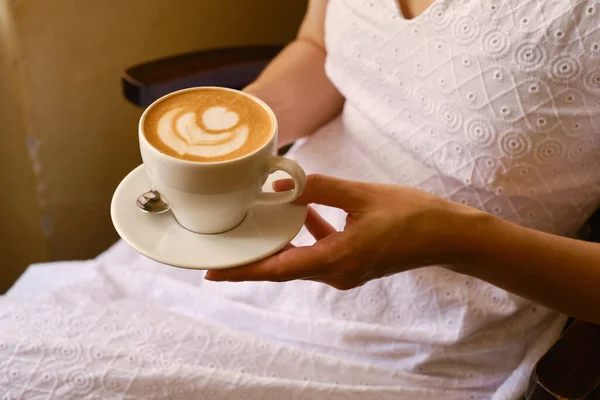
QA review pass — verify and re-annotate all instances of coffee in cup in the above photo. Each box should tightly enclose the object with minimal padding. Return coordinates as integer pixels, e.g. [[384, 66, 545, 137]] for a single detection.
[[143, 88, 274, 163], [139, 87, 306, 234]]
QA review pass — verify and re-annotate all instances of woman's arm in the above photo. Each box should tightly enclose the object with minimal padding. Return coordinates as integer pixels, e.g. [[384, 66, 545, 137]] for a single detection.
[[206, 174, 600, 325], [244, 0, 344, 146], [458, 215, 600, 324]]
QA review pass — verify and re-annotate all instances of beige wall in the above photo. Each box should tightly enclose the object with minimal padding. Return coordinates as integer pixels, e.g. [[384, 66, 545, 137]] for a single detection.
[[0, 0, 306, 292], [0, 1, 49, 291]]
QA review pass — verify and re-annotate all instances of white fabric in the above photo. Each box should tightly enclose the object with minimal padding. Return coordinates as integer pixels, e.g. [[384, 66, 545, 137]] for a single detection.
[[3, 0, 600, 398]]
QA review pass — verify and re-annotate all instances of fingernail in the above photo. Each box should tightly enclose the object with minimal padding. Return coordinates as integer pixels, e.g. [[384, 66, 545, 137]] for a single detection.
[[273, 179, 294, 192]]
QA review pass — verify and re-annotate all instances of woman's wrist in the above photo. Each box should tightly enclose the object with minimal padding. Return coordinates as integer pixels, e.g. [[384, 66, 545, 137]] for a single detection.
[[437, 203, 500, 274]]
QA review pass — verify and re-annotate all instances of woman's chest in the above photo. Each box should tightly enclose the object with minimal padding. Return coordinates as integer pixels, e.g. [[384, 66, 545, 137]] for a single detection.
[[324, 0, 600, 194]]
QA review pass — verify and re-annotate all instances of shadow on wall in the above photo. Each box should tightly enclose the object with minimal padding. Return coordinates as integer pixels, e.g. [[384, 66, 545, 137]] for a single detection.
[[0, 0, 307, 292]]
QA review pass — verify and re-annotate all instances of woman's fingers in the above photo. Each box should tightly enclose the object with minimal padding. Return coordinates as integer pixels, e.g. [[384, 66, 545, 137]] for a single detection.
[[205, 175, 371, 284], [205, 232, 349, 282], [304, 206, 336, 240], [274, 174, 368, 210], [205, 246, 327, 282]]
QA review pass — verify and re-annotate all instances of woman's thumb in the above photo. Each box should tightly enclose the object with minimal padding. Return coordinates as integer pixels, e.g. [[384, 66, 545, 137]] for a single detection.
[[273, 174, 366, 209]]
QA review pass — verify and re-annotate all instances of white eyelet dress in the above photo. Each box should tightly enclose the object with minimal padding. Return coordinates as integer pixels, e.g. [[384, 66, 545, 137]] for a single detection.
[[3, 1, 600, 399]]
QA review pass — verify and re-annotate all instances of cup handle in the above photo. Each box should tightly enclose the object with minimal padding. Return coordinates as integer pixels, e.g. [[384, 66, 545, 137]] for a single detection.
[[255, 156, 307, 205]]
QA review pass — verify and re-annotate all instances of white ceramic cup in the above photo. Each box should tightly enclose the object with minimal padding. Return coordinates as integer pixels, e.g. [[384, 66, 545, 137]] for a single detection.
[[139, 87, 307, 234]]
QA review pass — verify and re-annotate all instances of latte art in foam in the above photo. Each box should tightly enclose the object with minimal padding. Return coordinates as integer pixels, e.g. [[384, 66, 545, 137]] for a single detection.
[[159, 106, 249, 158], [143, 88, 274, 162]]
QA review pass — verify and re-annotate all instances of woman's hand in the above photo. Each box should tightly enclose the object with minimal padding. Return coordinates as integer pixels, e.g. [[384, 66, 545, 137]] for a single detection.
[[205, 174, 600, 324], [205, 174, 485, 289]]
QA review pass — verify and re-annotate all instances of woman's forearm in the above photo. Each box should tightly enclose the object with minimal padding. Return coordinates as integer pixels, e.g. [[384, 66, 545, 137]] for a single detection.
[[458, 213, 600, 323], [244, 39, 344, 146]]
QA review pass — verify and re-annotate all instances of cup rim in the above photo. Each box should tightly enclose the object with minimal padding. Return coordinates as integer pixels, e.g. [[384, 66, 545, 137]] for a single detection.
[[138, 86, 278, 166]]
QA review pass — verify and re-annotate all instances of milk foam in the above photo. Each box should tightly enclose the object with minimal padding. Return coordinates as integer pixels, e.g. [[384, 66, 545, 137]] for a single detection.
[[157, 106, 249, 158]]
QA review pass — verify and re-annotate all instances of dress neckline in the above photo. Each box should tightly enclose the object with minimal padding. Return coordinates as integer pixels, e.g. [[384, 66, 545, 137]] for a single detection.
[[390, 0, 446, 21]]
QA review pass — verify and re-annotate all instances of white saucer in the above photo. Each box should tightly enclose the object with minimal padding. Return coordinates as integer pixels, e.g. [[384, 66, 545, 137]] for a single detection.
[[111, 165, 307, 270]]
